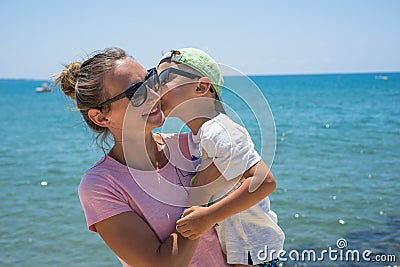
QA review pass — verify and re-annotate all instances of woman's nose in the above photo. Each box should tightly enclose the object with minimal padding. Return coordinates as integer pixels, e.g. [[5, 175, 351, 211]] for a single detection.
[[147, 86, 161, 102]]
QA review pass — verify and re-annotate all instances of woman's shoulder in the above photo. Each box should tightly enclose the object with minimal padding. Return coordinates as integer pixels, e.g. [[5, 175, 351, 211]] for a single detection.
[[85, 155, 126, 175], [79, 156, 128, 190]]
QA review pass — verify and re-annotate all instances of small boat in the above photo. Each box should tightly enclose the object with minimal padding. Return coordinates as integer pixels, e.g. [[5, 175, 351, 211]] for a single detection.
[[35, 82, 53, 93], [374, 75, 388, 81]]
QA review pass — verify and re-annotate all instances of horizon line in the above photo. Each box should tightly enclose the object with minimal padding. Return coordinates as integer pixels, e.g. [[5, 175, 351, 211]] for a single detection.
[[0, 70, 399, 81]]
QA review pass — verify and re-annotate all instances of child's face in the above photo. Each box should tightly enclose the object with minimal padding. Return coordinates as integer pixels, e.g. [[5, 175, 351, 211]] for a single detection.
[[157, 62, 199, 117]]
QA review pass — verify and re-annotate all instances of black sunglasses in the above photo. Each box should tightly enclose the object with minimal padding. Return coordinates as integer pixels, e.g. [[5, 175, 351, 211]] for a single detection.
[[95, 68, 159, 109], [159, 68, 201, 86]]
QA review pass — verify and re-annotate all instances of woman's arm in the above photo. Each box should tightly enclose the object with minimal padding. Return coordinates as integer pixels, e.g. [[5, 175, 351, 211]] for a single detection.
[[176, 160, 276, 239], [95, 211, 199, 267]]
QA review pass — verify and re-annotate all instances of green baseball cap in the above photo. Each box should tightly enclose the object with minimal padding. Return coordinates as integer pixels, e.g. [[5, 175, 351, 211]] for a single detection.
[[158, 48, 224, 98]]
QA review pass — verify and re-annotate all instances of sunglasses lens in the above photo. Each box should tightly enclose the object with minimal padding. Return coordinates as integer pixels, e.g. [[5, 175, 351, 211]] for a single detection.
[[153, 71, 160, 91], [159, 69, 170, 85], [146, 70, 160, 92], [130, 85, 147, 107]]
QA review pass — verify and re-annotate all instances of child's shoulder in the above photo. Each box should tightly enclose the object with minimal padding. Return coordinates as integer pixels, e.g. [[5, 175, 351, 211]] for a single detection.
[[202, 113, 236, 129], [199, 113, 250, 141]]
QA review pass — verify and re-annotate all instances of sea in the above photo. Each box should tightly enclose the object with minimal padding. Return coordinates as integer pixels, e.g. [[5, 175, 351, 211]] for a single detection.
[[0, 73, 399, 266]]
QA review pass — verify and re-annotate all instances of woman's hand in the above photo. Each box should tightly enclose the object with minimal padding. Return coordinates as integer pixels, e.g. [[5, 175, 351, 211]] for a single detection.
[[176, 206, 217, 240]]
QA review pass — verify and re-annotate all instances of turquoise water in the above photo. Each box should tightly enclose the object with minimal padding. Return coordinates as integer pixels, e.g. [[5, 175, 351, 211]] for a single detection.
[[1, 74, 399, 266]]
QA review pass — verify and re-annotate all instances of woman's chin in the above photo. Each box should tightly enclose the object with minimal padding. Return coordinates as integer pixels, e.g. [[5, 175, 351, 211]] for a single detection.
[[146, 111, 165, 129], [160, 106, 171, 117]]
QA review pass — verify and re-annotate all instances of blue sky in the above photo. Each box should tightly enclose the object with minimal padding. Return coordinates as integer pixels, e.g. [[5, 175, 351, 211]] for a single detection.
[[0, 0, 399, 79]]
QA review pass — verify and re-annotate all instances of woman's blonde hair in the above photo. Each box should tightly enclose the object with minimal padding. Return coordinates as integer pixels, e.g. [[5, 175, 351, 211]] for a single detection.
[[54, 47, 127, 150]]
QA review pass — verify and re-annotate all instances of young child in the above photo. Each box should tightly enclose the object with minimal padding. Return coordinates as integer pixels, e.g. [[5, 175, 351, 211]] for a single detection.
[[157, 48, 284, 267]]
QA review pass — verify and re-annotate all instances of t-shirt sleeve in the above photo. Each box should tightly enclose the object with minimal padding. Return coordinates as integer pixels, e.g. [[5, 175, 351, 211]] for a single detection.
[[78, 172, 132, 232], [199, 118, 261, 181]]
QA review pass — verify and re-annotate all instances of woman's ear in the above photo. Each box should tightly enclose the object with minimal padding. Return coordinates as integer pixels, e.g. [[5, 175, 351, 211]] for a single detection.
[[195, 77, 212, 96], [88, 108, 109, 128]]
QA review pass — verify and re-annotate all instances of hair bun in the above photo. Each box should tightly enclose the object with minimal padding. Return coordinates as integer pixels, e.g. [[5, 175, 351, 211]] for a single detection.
[[55, 62, 81, 99]]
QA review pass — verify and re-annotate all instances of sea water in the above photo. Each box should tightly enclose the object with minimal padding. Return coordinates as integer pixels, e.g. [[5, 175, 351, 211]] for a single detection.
[[0, 73, 399, 266]]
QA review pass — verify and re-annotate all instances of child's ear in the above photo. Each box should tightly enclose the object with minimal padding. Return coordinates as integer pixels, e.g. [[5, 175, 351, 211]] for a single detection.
[[195, 77, 212, 96], [88, 108, 110, 128]]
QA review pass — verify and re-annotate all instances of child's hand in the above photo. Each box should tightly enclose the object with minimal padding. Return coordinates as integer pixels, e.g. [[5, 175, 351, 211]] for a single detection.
[[176, 206, 216, 240]]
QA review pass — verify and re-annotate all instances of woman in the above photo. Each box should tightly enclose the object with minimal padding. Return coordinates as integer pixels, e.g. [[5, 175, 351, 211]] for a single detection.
[[55, 47, 231, 267]]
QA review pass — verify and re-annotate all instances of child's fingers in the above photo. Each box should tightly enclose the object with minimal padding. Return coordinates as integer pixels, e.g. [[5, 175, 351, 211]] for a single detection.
[[180, 229, 200, 240], [182, 206, 197, 217], [179, 228, 192, 237], [175, 222, 186, 234], [176, 216, 188, 226], [176, 222, 188, 232]]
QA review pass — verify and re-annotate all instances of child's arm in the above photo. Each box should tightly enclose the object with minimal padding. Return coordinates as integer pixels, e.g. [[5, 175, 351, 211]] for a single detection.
[[185, 150, 235, 207], [176, 160, 276, 239]]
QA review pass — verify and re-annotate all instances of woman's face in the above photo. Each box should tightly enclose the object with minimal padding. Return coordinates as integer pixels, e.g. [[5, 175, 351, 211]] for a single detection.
[[102, 57, 164, 133], [157, 62, 198, 117]]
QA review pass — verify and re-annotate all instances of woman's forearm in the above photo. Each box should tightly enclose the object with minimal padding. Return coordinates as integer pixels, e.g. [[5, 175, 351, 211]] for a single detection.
[[96, 211, 199, 267], [158, 232, 199, 267]]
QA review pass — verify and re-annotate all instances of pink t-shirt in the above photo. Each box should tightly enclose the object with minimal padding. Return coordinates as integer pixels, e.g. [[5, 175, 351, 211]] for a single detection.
[[78, 133, 231, 267]]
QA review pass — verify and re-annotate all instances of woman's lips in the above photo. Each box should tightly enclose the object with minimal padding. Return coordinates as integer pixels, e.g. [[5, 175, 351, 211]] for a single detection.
[[144, 103, 161, 117]]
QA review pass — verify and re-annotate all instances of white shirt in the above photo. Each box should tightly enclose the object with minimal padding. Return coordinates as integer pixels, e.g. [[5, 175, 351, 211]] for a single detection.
[[187, 113, 285, 264], [188, 113, 261, 181]]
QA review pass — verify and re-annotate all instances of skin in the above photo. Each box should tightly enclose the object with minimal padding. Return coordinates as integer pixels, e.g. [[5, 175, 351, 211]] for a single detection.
[[86, 57, 199, 267], [158, 62, 277, 260]]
